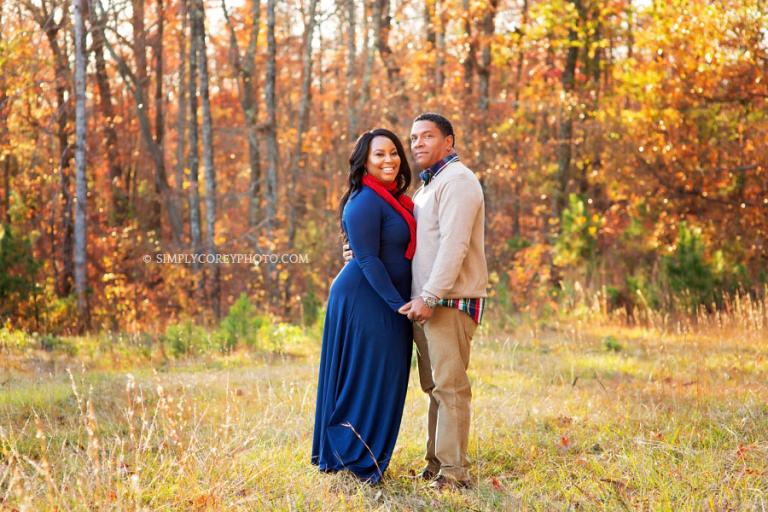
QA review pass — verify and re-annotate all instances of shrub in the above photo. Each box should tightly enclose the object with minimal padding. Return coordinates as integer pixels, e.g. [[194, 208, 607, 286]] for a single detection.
[[554, 194, 601, 269], [0, 224, 40, 323], [0, 327, 30, 351], [301, 287, 321, 327], [662, 223, 717, 310], [38, 334, 62, 352], [216, 293, 268, 353], [260, 322, 307, 353], [162, 320, 211, 358], [603, 336, 622, 352]]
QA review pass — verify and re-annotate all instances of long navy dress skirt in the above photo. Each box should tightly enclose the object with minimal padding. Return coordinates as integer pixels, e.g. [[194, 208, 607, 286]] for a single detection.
[[312, 186, 413, 483]]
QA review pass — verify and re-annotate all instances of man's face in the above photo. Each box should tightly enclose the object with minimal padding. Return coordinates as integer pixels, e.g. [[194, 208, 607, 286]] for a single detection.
[[409, 120, 454, 170]]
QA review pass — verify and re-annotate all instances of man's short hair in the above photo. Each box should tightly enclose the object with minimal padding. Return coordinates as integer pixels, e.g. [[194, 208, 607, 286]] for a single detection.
[[413, 112, 455, 147]]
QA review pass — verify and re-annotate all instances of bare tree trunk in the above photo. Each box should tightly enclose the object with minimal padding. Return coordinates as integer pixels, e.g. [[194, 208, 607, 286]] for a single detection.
[[0, 0, 9, 225], [346, 0, 357, 139], [90, 3, 127, 225], [477, 0, 498, 111], [591, 17, 602, 87], [262, 0, 279, 302], [626, 0, 634, 60], [580, 4, 602, 197], [423, 0, 445, 94], [285, 0, 319, 310], [150, 0, 180, 245], [424, 0, 435, 47], [243, 0, 262, 232], [549, 0, 583, 289], [373, 0, 407, 126], [57, 103, 75, 298], [133, 0, 148, 86], [97, 0, 183, 245], [511, 0, 529, 238], [553, 0, 581, 222], [360, 0, 374, 109], [2, 156, 14, 225], [462, 0, 475, 96], [423, 0, 435, 95], [73, 0, 90, 329], [222, 0, 261, 230], [187, 0, 202, 267], [132, 0, 157, 226], [606, 30, 613, 93], [154, 0, 165, 147], [175, 0, 187, 228], [2, 157, 7, 225], [194, 0, 220, 318], [435, 0, 445, 92], [264, 0, 278, 234], [35, 2, 75, 297]]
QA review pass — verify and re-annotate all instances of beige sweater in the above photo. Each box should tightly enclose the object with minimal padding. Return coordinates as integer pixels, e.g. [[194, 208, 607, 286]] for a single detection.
[[411, 160, 489, 300]]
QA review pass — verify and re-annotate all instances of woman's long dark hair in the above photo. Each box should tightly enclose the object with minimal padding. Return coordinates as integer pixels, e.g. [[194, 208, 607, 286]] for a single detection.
[[339, 128, 412, 236]]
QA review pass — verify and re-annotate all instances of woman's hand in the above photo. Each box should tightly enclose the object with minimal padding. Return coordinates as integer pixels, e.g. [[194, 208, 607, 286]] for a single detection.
[[342, 243, 354, 262], [398, 298, 434, 324]]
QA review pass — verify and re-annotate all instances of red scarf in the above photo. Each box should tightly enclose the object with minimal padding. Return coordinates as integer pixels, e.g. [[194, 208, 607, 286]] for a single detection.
[[362, 174, 417, 260]]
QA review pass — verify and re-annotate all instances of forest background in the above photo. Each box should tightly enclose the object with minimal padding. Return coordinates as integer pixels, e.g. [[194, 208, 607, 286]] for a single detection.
[[2, 1, 768, 509], [1, 0, 766, 337]]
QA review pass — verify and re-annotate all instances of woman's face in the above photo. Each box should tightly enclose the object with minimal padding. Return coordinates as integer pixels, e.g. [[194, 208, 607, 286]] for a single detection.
[[365, 136, 400, 184]]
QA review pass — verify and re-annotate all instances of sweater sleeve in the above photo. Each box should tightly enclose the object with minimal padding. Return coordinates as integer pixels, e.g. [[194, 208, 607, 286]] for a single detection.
[[345, 193, 409, 312], [421, 176, 484, 298]]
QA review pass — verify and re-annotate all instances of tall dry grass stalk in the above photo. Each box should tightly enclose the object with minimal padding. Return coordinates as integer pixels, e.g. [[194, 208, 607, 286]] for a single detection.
[[575, 286, 768, 336], [1, 367, 267, 510], [2, 289, 768, 509]]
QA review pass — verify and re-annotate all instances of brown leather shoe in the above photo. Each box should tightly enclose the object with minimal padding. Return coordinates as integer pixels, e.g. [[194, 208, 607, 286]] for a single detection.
[[429, 474, 472, 491], [417, 468, 437, 480]]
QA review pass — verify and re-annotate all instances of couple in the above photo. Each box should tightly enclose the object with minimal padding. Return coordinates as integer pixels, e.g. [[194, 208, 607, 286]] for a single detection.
[[311, 113, 488, 489]]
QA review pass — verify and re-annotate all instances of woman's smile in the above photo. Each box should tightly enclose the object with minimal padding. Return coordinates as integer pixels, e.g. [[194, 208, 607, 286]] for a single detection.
[[366, 136, 401, 183]]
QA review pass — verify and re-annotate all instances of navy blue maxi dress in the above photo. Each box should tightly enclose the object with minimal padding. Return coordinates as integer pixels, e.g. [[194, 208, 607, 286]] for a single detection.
[[312, 186, 413, 483]]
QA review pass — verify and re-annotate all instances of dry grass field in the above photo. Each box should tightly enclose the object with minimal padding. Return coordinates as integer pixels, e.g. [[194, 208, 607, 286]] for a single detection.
[[2, 301, 768, 510]]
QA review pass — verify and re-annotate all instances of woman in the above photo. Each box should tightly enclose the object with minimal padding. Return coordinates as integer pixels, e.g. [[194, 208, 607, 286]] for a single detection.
[[311, 129, 415, 484]]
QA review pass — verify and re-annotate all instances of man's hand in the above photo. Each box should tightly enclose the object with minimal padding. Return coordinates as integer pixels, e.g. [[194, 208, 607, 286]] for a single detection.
[[399, 297, 434, 324], [342, 243, 353, 262]]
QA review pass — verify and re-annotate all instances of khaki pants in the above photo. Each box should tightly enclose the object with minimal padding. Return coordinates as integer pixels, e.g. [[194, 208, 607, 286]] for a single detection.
[[413, 307, 476, 482]]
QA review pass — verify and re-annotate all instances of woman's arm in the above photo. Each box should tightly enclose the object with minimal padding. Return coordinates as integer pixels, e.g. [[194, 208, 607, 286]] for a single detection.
[[344, 194, 408, 312]]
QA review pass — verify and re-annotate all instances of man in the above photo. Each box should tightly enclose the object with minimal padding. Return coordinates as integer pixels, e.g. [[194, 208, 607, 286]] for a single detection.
[[344, 113, 488, 490], [399, 113, 488, 490]]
